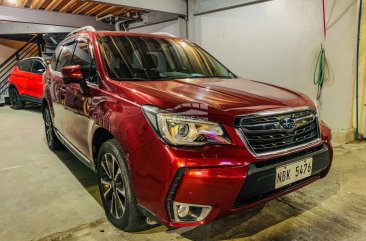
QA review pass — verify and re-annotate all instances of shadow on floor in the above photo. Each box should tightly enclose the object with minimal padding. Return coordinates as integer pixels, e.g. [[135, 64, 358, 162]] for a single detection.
[[173, 170, 340, 241], [9, 103, 42, 113], [52, 149, 102, 206]]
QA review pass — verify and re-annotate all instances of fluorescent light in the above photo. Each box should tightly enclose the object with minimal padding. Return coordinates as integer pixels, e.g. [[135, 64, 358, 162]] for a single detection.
[[8, 0, 17, 5]]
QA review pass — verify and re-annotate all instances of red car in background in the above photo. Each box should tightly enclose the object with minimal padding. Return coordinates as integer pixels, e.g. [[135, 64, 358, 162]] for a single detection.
[[8, 57, 46, 109]]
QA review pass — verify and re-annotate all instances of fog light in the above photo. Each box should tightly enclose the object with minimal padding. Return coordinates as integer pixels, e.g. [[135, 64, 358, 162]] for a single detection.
[[177, 205, 190, 218], [173, 202, 212, 222]]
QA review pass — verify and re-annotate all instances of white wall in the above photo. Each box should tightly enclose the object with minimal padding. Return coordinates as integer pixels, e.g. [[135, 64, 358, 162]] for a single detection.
[[192, 0, 358, 136], [129, 20, 182, 37]]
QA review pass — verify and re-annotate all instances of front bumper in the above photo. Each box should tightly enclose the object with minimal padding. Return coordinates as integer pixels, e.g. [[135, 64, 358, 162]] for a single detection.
[[130, 123, 333, 227], [167, 143, 331, 227]]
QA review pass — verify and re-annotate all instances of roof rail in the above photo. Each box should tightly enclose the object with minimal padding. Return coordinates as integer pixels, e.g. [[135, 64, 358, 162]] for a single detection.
[[66, 26, 96, 38]]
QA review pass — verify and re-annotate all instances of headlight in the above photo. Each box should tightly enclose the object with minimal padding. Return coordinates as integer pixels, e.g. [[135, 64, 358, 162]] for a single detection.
[[142, 105, 231, 146]]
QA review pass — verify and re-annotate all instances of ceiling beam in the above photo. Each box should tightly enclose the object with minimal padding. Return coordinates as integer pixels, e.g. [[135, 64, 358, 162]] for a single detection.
[[72, 2, 92, 14], [18, 0, 29, 7], [59, 0, 77, 12], [83, 4, 104, 15], [0, 22, 76, 34], [30, 0, 46, 9], [0, 5, 114, 29], [128, 11, 181, 29], [95, 6, 116, 17], [89, 0, 187, 15], [45, 0, 63, 11], [193, 0, 271, 16]]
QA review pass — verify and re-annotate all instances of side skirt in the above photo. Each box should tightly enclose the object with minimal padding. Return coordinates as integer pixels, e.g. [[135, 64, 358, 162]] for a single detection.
[[54, 129, 96, 172], [20, 95, 42, 104]]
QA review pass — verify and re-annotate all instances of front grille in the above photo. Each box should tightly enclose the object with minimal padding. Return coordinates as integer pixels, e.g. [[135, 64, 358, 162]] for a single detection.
[[235, 108, 320, 155]]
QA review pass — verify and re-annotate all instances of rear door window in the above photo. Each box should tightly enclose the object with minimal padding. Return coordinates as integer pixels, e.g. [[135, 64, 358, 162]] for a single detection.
[[18, 60, 32, 72], [31, 60, 45, 74], [51, 45, 62, 70]]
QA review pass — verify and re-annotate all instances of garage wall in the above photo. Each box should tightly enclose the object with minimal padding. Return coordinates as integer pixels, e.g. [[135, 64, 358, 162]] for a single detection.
[[192, 0, 358, 142], [129, 20, 182, 37], [357, 3, 366, 136]]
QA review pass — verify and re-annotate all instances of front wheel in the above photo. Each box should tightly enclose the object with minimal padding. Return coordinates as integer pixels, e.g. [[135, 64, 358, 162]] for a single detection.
[[97, 139, 143, 232], [9, 88, 24, 110]]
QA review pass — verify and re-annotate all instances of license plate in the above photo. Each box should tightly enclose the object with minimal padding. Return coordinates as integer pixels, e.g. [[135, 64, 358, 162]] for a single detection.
[[275, 158, 313, 189]]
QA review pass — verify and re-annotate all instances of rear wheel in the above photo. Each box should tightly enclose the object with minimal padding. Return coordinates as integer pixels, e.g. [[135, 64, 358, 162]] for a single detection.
[[9, 88, 24, 110], [43, 107, 63, 150], [97, 139, 143, 232]]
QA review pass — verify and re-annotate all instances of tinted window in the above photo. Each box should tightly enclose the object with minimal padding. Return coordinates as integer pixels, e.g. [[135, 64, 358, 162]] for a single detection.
[[51, 45, 62, 70], [31, 60, 45, 74], [56, 42, 75, 72], [98, 35, 235, 80], [71, 39, 97, 84], [18, 60, 32, 72]]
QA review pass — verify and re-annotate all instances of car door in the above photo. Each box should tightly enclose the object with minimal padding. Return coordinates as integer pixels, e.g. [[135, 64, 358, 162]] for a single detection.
[[16, 59, 33, 96], [62, 37, 97, 158], [47, 40, 76, 132], [29, 59, 45, 99]]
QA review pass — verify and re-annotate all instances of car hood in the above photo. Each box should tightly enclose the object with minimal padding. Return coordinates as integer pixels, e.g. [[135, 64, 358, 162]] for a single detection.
[[115, 78, 315, 125]]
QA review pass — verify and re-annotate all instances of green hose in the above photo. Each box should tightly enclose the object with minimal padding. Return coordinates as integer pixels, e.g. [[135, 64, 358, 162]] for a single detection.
[[313, 45, 328, 101]]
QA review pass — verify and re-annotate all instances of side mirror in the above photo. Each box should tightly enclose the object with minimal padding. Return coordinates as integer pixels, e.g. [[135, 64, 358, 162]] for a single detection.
[[62, 65, 83, 84], [37, 69, 45, 74]]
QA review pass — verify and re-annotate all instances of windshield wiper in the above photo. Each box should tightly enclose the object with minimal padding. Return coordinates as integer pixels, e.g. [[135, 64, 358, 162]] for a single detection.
[[179, 75, 233, 79]]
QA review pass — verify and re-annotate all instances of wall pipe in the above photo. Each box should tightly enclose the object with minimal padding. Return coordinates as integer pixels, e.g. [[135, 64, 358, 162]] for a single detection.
[[322, 0, 327, 40], [356, 0, 363, 139]]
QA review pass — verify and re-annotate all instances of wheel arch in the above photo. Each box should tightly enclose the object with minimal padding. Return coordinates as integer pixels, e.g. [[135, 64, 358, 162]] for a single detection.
[[92, 127, 115, 167], [8, 84, 16, 91], [41, 98, 48, 112]]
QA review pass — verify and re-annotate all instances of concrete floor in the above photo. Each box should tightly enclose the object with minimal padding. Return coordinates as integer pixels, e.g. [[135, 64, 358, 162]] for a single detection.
[[0, 105, 366, 241]]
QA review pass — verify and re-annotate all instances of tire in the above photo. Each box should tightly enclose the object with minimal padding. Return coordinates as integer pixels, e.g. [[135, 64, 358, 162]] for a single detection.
[[43, 107, 63, 150], [97, 139, 143, 232], [9, 88, 24, 110]]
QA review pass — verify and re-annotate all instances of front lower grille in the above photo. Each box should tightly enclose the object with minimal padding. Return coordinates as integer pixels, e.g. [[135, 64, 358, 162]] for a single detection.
[[235, 108, 320, 155], [232, 144, 330, 208]]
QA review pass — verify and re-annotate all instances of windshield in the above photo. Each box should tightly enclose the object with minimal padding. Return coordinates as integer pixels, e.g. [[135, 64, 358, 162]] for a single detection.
[[98, 35, 235, 81]]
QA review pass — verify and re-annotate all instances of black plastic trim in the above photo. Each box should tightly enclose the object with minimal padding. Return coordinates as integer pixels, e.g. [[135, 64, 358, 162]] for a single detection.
[[19, 95, 42, 104], [233, 144, 330, 208], [166, 168, 188, 221], [138, 204, 160, 224], [54, 128, 96, 172]]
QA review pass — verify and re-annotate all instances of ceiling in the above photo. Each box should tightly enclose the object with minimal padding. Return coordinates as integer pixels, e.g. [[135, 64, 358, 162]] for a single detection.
[[0, 0, 144, 18]]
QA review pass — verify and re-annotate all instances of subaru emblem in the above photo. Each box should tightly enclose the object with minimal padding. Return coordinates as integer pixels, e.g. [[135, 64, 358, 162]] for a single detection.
[[280, 118, 296, 130]]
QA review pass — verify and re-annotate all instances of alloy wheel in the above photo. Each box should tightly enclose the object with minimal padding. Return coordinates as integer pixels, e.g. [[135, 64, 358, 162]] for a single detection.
[[44, 109, 53, 146], [100, 153, 126, 219], [10, 89, 18, 106]]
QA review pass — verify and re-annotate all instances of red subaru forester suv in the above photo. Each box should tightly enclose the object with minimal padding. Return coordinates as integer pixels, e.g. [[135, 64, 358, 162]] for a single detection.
[[9, 57, 46, 109], [42, 27, 333, 232]]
